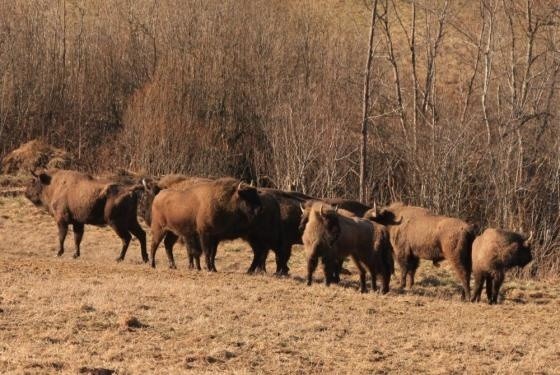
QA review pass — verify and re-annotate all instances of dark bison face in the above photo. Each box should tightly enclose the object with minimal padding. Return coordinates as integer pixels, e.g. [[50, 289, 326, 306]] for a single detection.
[[298, 202, 312, 234], [513, 237, 533, 268], [138, 178, 161, 226], [322, 210, 341, 246], [25, 171, 51, 206], [364, 205, 402, 226], [236, 184, 262, 218]]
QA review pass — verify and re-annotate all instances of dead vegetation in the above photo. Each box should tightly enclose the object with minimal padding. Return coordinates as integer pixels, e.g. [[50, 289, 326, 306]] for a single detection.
[[1, 140, 72, 175], [1, 196, 559, 373]]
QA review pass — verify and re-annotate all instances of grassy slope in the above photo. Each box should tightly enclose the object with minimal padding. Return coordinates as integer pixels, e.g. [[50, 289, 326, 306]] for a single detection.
[[1, 196, 559, 374]]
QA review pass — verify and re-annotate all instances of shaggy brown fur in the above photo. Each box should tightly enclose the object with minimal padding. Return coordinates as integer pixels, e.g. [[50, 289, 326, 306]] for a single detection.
[[25, 169, 147, 262], [149, 178, 261, 271], [365, 202, 476, 300], [321, 198, 371, 217], [138, 176, 212, 227], [243, 191, 285, 274], [258, 188, 311, 275], [302, 202, 393, 293], [141, 177, 284, 273], [471, 228, 533, 304]]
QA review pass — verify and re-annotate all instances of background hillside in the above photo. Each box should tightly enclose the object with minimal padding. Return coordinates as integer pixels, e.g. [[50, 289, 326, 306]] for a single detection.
[[1, 0, 559, 276]]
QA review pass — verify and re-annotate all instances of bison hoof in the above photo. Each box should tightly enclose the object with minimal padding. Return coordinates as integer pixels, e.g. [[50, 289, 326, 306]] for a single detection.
[[142, 256, 149, 263], [72, 253, 80, 259], [115, 257, 124, 262], [56, 252, 63, 257], [169, 264, 177, 270], [360, 288, 368, 294]]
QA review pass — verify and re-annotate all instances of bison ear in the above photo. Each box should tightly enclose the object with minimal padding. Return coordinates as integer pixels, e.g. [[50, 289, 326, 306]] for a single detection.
[[38, 173, 51, 185]]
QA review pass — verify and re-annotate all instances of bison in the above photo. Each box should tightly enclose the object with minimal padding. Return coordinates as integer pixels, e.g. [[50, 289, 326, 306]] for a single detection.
[[25, 169, 147, 262], [257, 188, 311, 275], [149, 178, 261, 271], [141, 177, 285, 274], [302, 202, 393, 293], [365, 202, 477, 300], [471, 228, 533, 304]]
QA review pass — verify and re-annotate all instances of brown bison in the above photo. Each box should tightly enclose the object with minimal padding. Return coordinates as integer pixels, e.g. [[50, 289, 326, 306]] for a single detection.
[[365, 202, 477, 300], [302, 202, 393, 293], [141, 177, 285, 274], [25, 169, 147, 262], [149, 178, 261, 271], [257, 188, 311, 275], [471, 228, 533, 304]]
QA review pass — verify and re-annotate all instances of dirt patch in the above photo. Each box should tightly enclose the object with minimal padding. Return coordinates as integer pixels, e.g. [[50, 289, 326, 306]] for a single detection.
[[1, 139, 72, 175]]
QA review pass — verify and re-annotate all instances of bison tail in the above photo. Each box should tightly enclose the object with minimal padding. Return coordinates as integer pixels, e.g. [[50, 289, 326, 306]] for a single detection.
[[460, 227, 477, 274]]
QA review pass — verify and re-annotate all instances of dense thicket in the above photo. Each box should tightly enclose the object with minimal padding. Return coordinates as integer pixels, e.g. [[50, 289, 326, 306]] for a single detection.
[[1, 0, 559, 276]]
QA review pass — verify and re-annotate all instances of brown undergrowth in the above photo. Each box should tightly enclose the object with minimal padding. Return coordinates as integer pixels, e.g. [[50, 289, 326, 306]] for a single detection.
[[0, 196, 559, 374]]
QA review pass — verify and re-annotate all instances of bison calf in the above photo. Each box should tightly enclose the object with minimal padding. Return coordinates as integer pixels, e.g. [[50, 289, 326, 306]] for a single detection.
[[25, 169, 147, 262], [471, 228, 533, 304], [302, 202, 393, 293]]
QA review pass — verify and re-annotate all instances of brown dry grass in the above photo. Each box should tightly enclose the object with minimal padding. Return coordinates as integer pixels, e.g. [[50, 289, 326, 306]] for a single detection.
[[1, 196, 559, 374]]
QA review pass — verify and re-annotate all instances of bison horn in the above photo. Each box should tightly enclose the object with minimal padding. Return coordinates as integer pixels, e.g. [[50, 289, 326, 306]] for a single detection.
[[142, 178, 148, 190], [333, 205, 339, 213], [237, 182, 243, 191], [300, 203, 305, 213], [526, 230, 534, 244], [320, 204, 325, 216]]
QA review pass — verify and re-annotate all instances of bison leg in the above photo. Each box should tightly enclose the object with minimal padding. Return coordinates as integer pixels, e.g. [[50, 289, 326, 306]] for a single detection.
[[322, 257, 337, 286], [396, 254, 408, 289], [275, 244, 291, 276], [163, 232, 178, 269], [149, 227, 166, 268], [450, 261, 471, 301], [72, 223, 84, 259], [363, 254, 379, 293], [406, 257, 419, 289], [471, 272, 484, 303], [129, 220, 148, 263], [112, 224, 132, 263], [485, 276, 494, 304], [306, 255, 319, 286], [185, 235, 202, 271], [200, 235, 218, 272], [55, 221, 69, 257], [247, 242, 266, 274], [491, 271, 504, 304], [351, 255, 368, 293]]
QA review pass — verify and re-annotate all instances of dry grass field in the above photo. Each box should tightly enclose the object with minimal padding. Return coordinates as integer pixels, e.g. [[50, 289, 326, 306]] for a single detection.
[[1, 195, 559, 374]]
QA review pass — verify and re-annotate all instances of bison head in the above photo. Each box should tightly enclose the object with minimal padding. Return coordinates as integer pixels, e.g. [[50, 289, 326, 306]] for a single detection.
[[298, 200, 314, 234], [235, 183, 261, 219], [25, 170, 51, 206], [310, 204, 341, 247], [508, 231, 533, 268], [363, 203, 402, 226], [138, 178, 161, 226]]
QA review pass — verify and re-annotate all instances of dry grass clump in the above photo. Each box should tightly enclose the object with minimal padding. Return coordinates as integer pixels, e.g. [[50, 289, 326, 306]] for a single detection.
[[1, 195, 559, 373], [1, 139, 72, 175]]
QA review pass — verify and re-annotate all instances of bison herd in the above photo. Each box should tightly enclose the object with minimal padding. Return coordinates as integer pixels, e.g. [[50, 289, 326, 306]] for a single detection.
[[25, 169, 534, 304]]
